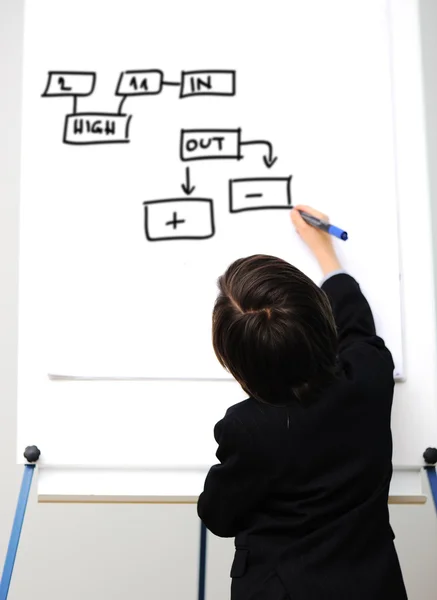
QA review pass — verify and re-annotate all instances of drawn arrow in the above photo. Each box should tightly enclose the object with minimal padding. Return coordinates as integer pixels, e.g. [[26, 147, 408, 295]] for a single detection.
[[181, 166, 196, 195], [262, 145, 278, 169], [240, 139, 278, 168]]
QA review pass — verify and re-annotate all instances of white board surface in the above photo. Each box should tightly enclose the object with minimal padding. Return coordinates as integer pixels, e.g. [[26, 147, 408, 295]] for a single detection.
[[20, 0, 404, 379], [17, 0, 437, 500]]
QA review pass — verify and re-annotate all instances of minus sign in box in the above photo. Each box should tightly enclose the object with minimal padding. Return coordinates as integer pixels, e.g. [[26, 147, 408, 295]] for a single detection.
[[229, 177, 293, 213], [115, 70, 164, 96], [63, 113, 133, 145], [143, 198, 215, 241], [42, 71, 96, 97], [180, 70, 236, 98]]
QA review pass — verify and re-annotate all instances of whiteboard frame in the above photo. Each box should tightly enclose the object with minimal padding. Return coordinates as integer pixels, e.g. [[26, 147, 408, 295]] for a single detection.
[[17, 0, 437, 503], [36, 465, 427, 504]]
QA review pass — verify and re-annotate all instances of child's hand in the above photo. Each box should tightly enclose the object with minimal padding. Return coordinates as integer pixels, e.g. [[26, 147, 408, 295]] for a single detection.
[[291, 205, 342, 276]]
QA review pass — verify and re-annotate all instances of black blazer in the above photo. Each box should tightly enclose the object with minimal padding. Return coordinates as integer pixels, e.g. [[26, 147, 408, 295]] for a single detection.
[[197, 274, 407, 600]]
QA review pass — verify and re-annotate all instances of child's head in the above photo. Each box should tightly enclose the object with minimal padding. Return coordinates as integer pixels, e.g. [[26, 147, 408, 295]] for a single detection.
[[212, 254, 338, 405]]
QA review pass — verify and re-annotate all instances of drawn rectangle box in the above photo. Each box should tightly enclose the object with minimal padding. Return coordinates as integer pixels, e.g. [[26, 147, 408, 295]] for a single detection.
[[143, 198, 215, 241], [180, 129, 241, 161], [180, 70, 236, 98], [42, 71, 96, 96], [229, 177, 292, 212], [116, 70, 163, 96], [63, 113, 132, 145]]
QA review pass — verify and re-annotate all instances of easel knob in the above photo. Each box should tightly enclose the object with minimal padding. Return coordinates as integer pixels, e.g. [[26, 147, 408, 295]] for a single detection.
[[23, 446, 40, 463], [423, 447, 437, 465]]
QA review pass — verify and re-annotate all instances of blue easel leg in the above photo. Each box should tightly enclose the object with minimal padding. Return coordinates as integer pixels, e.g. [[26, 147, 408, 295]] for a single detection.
[[198, 521, 207, 600], [0, 465, 35, 600], [426, 467, 437, 513]]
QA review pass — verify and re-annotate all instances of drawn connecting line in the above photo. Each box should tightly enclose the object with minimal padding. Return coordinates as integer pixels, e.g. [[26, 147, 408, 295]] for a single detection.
[[42, 69, 236, 145], [115, 69, 236, 103], [180, 128, 278, 168]]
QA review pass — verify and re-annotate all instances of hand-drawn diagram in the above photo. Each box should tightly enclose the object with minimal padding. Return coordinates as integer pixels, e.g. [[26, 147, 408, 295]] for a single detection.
[[42, 70, 235, 145], [143, 198, 215, 241], [229, 177, 292, 212], [63, 113, 132, 145], [42, 69, 293, 242], [42, 71, 97, 98], [116, 69, 236, 100], [42, 71, 132, 145], [181, 167, 196, 196], [180, 129, 277, 167]]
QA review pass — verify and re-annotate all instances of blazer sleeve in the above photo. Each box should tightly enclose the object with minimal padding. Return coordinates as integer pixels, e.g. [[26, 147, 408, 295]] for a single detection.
[[197, 414, 272, 538], [321, 273, 394, 369]]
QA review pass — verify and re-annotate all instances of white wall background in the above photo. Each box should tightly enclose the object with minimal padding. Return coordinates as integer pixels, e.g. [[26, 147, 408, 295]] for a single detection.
[[1, 1, 437, 598]]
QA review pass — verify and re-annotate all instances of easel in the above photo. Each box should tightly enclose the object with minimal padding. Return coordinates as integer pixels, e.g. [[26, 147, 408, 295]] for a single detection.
[[4, 450, 436, 600], [0, 446, 40, 600], [0, 446, 209, 600], [424, 448, 437, 513]]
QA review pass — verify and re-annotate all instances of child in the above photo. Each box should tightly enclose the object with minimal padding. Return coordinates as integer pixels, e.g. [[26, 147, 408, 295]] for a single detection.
[[197, 205, 407, 599]]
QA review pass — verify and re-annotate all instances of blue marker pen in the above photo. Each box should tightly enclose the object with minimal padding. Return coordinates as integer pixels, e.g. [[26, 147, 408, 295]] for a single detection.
[[298, 210, 348, 241]]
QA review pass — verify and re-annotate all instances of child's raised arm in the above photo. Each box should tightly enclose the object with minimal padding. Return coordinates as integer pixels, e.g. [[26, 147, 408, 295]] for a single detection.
[[291, 206, 392, 364], [291, 204, 342, 277]]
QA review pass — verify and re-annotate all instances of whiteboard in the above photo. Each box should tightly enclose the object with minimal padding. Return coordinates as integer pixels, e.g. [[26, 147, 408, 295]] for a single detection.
[[17, 0, 437, 501], [21, 0, 404, 380]]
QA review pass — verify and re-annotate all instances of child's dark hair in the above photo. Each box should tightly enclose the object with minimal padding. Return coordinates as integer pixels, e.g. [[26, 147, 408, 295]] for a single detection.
[[212, 254, 338, 405]]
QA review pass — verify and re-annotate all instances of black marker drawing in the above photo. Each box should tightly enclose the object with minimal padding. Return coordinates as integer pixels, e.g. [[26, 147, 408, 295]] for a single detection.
[[42, 69, 237, 145], [42, 71, 96, 98], [181, 167, 195, 195], [63, 113, 132, 145], [143, 198, 215, 241], [118, 96, 127, 115], [180, 128, 277, 167], [162, 79, 181, 88], [180, 129, 242, 161], [179, 70, 236, 98], [115, 70, 164, 120], [229, 177, 292, 213], [115, 70, 164, 97], [42, 71, 97, 123], [41, 67, 299, 244], [239, 138, 278, 168], [57, 77, 72, 92], [41, 67, 294, 241], [41, 71, 134, 145], [166, 212, 186, 229]]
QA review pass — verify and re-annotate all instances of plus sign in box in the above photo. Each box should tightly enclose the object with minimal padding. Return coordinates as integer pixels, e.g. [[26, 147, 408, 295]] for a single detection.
[[143, 198, 215, 242]]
